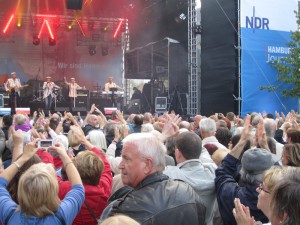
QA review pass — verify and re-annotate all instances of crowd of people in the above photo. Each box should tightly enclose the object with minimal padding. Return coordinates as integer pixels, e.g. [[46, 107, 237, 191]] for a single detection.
[[0, 104, 299, 225]]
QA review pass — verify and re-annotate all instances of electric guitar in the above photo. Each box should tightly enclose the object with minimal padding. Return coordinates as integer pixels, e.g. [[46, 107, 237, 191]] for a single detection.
[[7, 84, 29, 94]]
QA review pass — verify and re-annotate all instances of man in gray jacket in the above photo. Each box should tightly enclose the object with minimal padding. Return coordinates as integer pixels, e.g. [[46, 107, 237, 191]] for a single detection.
[[164, 132, 216, 225]]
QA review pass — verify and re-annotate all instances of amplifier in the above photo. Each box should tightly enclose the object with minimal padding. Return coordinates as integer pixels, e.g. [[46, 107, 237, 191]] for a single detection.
[[75, 96, 89, 108], [77, 89, 89, 97], [90, 91, 102, 98]]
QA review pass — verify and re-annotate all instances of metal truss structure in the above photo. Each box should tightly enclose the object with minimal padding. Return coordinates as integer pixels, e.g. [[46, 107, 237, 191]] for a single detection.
[[188, 0, 200, 115]]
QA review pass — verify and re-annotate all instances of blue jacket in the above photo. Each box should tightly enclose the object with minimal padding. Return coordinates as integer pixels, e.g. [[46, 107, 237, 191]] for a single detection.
[[215, 154, 268, 225]]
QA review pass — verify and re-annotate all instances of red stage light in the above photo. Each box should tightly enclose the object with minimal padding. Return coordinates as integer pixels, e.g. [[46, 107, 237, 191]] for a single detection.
[[3, 14, 15, 34], [36, 14, 57, 18], [76, 19, 85, 36], [45, 20, 54, 39], [38, 20, 46, 39], [113, 20, 123, 38]]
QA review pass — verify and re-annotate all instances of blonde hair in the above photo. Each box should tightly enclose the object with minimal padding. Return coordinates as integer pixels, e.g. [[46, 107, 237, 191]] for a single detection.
[[263, 166, 284, 193], [68, 129, 81, 147], [212, 149, 230, 167], [100, 215, 140, 225], [17, 163, 60, 217], [14, 114, 26, 125], [75, 151, 104, 185]]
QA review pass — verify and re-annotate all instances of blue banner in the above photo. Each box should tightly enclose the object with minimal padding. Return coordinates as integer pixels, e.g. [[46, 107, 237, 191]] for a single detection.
[[240, 0, 298, 116]]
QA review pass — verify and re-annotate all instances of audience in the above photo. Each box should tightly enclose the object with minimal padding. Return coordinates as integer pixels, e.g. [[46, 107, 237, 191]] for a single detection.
[[0, 107, 299, 225]]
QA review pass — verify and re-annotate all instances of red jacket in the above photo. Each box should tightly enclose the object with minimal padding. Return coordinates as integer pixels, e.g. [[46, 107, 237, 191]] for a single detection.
[[58, 147, 113, 225]]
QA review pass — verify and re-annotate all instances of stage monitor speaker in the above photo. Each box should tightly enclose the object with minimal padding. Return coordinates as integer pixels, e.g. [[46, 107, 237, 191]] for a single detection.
[[155, 97, 167, 113], [66, 0, 83, 10], [127, 99, 141, 114], [55, 107, 70, 113], [72, 107, 87, 116]]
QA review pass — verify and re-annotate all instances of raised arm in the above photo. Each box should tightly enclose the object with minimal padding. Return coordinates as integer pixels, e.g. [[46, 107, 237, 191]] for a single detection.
[[230, 114, 251, 159], [1, 139, 39, 182], [49, 143, 82, 186]]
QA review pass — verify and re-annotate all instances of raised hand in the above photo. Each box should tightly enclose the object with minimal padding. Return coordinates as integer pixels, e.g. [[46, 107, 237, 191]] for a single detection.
[[233, 198, 255, 225]]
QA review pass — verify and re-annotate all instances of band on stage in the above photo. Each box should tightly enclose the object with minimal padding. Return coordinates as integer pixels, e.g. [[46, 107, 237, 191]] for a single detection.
[[2, 74, 124, 115]]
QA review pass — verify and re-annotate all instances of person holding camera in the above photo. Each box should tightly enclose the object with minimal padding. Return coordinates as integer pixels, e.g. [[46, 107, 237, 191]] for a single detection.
[[0, 132, 84, 224]]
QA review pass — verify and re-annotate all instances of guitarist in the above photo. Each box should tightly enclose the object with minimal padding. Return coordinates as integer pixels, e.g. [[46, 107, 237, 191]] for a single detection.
[[5, 72, 21, 115]]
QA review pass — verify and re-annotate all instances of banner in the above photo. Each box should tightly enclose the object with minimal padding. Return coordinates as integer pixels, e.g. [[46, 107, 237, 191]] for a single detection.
[[240, 0, 298, 116]]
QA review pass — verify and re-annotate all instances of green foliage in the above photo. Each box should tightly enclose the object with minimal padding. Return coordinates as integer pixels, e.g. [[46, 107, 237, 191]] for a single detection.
[[260, 12, 300, 98]]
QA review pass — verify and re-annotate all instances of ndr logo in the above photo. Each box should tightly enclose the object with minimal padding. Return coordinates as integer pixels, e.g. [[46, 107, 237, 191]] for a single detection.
[[246, 6, 269, 30]]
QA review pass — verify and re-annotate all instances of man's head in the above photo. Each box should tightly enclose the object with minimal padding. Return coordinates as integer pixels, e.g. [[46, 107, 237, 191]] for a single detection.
[[71, 77, 75, 83], [179, 121, 191, 130], [143, 112, 153, 124], [199, 118, 217, 138], [46, 76, 51, 82], [11, 72, 16, 79], [108, 76, 113, 83], [264, 118, 276, 138], [193, 115, 202, 129], [87, 114, 98, 127], [119, 133, 166, 188], [175, 132, 202, 163]]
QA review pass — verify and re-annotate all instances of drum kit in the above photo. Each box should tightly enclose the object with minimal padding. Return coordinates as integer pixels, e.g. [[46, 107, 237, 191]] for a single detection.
[[32, 87, 65, 102]]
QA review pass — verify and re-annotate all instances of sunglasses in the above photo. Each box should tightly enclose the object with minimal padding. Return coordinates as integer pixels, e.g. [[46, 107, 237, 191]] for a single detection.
[[258, 183, 270, 194]]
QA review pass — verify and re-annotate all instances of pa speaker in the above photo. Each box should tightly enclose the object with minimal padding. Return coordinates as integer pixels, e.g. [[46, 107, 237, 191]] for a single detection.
[[66, 0, 83, 10]]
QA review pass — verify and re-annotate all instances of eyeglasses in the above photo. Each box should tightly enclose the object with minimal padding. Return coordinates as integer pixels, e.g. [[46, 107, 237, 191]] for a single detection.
[[258, 184, 270, 194]]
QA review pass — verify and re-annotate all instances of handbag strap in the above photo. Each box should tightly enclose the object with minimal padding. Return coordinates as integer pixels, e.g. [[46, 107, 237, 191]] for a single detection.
[[84, 200, 98, 223]]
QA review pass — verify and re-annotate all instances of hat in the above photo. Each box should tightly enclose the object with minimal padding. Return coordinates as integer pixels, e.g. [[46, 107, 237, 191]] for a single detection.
[[71, 77, 75, 80], [241, 148, 274, 175], [11, 72, 16, 75], [46, 76, 51, 79]]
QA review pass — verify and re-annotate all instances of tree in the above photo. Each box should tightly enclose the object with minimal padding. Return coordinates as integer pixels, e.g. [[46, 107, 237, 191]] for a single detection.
[[260, 12, 300, 98]]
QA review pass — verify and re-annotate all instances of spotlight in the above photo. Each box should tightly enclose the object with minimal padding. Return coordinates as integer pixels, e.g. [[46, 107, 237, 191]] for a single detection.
[[32, 35, 40, 45], [101, 46, 109, 56], [174, 13, 187, 23], [89, 45, 96, 56], [49, 37, 56, 46], [193, 25, 202, 34]]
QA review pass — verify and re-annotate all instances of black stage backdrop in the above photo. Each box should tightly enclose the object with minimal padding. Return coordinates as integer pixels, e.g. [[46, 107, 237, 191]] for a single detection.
[[201, 0, 239, 116]]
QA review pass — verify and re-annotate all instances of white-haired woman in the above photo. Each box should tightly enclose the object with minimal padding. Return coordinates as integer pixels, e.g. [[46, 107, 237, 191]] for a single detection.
[[0, 139, 84, 225]]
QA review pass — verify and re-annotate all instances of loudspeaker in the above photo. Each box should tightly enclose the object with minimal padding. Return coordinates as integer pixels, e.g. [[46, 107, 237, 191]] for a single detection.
[[155, 97, 167, 113], [66, 0, 83, 10], [75, 96, 89, 108], [72, 107, 87, 116], [127, 99, 141, 114], [55, 107, 70, 113]]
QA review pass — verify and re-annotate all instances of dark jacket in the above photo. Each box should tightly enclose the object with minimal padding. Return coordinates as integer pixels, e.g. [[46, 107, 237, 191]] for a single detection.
[[215, 154, 268, 225], [102, 172, 206, 225]]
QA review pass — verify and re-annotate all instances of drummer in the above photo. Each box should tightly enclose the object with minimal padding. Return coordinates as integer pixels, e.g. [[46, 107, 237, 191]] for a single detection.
[[43, 76, 60, 116], [64, 77, 82, 108]]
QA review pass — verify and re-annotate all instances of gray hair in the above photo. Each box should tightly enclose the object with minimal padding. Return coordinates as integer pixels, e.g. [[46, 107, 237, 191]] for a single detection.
[[141, 123, 154, 133], [104, 121, 117, 136], [122, 133, 166, 170], [87, 130, 107, 150], [264, 118, 276, 138], [199, 118, 216, 133], [14, 114, 26, 125], [239, 167, 263, 185]]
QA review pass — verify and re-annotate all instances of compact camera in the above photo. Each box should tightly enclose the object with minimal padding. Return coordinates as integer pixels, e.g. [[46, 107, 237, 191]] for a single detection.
[[38, 139, 53, 149]]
